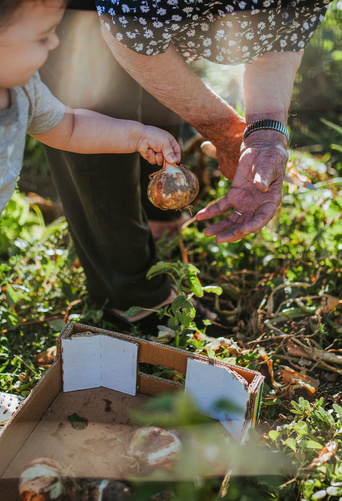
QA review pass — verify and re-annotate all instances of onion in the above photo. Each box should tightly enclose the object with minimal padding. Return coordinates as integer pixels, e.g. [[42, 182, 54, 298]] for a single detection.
[[18, 458, 63, 501], [147, 161, 199, 211], [126, 426, 181, 474]]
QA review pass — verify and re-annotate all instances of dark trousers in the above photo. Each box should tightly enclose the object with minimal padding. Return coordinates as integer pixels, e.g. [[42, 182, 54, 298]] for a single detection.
[[40, 10, 183, 310]]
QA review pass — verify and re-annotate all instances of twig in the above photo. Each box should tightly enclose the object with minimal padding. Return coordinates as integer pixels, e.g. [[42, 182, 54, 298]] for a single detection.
[[17, 314, 64, 327], [63, 299, 82, 323], [291, 338, 342, 366], [267, 271, 320, 317], [178, 215, 197, 263]]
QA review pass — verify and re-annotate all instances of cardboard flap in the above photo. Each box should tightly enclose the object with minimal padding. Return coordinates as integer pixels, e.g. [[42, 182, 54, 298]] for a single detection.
[[62, 335, 138, 395], [185, 358, 250, 441]]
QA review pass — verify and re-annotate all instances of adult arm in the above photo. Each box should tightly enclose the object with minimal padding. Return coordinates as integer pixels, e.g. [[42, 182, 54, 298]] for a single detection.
[[31, 107, 181, 166], [197, 50, 303, 242], [101, 29, 303, 241], [101, 28, 246, 180]]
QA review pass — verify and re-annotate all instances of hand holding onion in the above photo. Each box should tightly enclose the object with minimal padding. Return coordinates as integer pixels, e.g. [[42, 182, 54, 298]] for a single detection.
[[137, 125, 181, 167], [147, 161, 199, 211]]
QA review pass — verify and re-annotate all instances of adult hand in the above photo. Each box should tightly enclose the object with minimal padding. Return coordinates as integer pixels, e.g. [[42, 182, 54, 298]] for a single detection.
[[196, 131, 288, 243]]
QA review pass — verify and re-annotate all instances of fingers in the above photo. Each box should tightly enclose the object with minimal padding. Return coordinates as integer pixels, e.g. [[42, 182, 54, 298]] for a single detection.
[[200, 141, 217, 159], [155, 151, 164, 166], [161, 136, 181, 164], [204, 210, 254, 237], [196, 197, 232, 221], [162, 146, 181, 165], [140, 126, 181, 166], [144, 142, 180, 166], [214, 214, 266, 243], [203, 205, 274, 243]]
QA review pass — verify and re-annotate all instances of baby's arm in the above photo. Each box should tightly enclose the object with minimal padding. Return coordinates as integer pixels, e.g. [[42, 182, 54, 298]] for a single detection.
[[31, 106, 181, 165]]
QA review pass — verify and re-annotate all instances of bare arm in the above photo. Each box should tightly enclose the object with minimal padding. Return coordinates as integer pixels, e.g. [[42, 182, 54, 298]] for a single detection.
[[100, 27, 303, 242], [101, 27, 246, 179], [31, 106, 181, 166]]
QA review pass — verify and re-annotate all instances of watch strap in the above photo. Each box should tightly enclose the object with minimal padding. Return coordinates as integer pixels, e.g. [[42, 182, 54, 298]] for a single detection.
[[243, 119, 290, 142]]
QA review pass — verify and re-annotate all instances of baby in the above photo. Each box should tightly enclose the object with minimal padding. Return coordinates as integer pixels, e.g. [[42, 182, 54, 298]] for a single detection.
[[0, 0, 181, 214]]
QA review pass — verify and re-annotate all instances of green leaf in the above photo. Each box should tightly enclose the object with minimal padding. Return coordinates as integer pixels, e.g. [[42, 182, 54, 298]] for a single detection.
[[304, 440, 323, 450], [186, 264, 200, 275], [146, 261, 176, 279], [332, 403, 342, 418], [67, 412, 88, 430], [47, 319, 66, 332], [283, 438, 297, 452], [188, 272, 203, 297], [121, 306, 146, 317], [311, 490, 327, 500], [6, 284, 28, 304], [268, 430, 280, 441], [215, 397, 243, 414], [321, 117, 342, 135], [171, 296, 196, 328], [202, 285, 223, 295]]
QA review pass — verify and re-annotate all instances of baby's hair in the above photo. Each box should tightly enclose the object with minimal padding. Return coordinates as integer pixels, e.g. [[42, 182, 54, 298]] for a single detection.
[[0, 0, 67, 30]]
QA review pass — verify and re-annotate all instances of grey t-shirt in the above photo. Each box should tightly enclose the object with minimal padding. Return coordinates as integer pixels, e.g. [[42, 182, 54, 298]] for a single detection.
[[0, 72, 65, 214]]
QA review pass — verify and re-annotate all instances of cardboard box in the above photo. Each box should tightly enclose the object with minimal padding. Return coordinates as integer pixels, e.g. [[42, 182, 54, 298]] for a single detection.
[[0, 322, 264, 500]]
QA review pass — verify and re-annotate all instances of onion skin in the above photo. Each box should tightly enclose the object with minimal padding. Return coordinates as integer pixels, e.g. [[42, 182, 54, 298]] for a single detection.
[[126, 426, 181, 474], [147, 163, 199, 211], [18, 458, 63, 501]]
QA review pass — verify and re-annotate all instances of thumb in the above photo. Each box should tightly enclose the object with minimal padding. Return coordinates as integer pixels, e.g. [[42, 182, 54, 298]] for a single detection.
[[163, 138, 181, 164], [162, 147, 180, 165], [253, 170, 271, 192], [253, 145, 288, 192], [201, 141, 217, 159]]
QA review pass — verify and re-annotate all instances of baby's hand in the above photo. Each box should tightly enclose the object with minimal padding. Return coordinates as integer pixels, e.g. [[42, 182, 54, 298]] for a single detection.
[[137, 125, 181, 166]]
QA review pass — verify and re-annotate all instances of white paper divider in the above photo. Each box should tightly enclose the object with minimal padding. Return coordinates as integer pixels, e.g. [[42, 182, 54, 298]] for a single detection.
[[62, 335, 138, 396], [184, 358, 250, 441]]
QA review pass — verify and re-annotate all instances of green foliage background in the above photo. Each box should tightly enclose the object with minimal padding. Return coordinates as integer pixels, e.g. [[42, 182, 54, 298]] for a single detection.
[[1, 2, 342, 500]]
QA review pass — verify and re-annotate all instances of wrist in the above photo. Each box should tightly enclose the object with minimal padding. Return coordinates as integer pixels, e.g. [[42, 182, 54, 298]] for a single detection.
[[134, 122, 148, 151], [242, 127, 289, 150]]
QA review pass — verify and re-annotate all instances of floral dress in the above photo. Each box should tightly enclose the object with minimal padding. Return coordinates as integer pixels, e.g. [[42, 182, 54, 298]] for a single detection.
[[95, 0, 332, 64]]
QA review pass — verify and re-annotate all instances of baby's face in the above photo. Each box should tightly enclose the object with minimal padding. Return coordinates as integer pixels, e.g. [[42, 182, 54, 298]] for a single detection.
[[0, 0, 64, 90]]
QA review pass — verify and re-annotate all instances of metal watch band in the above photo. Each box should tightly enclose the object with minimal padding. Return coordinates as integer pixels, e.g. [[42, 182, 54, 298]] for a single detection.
[[243, 119, 290, 142]]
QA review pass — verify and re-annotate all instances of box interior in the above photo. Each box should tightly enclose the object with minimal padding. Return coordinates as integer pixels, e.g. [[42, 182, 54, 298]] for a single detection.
[[0, 323, 264, 499]]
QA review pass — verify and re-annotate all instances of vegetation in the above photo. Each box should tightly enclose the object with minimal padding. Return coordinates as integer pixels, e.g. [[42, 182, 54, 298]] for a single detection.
[[1, 2, 342, 500]]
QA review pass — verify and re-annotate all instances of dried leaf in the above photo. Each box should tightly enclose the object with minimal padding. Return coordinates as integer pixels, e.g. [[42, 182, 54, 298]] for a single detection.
[[34, 346, 57, 367], [286, 162, 316, 190], [286, 341, 308, 359], [326, 296, 341, 312], [279, 366, 319, 395], [307, 440, 338, 469], [258, 348, 280, 389], [204, 337, 242, 356]]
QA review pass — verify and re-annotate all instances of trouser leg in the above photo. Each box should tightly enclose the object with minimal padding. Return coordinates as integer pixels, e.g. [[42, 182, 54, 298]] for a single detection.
[[40, 9, 182, 309]]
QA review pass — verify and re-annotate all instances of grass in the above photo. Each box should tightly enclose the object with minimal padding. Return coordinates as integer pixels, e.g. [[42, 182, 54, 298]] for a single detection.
[[1, 143, 342, 499], [1, 3, 342, 497]]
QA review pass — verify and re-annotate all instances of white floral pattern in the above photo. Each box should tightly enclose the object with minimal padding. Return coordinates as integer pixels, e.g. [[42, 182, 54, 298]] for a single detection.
[[95, 0, 332, 64]]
